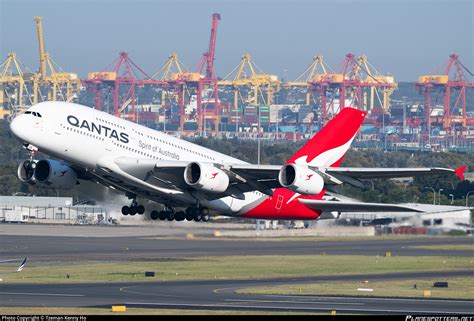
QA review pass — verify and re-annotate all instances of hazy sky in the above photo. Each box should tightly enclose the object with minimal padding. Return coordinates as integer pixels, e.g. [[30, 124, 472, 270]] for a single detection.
[[1, 0, 472, 81]]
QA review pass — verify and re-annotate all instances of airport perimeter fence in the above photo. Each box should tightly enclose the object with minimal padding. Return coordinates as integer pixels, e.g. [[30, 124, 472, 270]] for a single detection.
[[0, 205, 108, 224]]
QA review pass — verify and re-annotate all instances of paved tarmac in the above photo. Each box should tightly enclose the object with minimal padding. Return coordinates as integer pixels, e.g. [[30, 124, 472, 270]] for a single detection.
[[1, 232, 473, 262], [1, 271, 473, 314]]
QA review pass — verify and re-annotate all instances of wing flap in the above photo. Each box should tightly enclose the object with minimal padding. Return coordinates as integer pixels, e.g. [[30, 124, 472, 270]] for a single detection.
[[325, 167, 456, 179], [299, 199, 425, 213]]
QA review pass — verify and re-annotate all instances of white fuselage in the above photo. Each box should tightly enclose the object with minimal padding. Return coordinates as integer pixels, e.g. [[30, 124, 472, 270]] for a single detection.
[[10, 102, 266, 215]]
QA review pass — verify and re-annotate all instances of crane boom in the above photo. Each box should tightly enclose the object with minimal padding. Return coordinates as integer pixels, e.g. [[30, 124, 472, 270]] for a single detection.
[[34, 16, 47, 80], [205, 13, 221, 79]]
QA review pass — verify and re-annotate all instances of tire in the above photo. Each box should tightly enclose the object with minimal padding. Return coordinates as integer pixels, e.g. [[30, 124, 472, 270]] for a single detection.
[[137, 205, 145, 215], [185, 213, 194, 221], [175, 211, 185, 221], [129, 207, 137, 216], [201, 207, 209, 216], [194, 214, 202, 222], [202, 214, 210, 222], [158, 211, 167, 220], [121, 206, 129, 215], [150, 210, 159, 220], [166, 211, 175, 221]]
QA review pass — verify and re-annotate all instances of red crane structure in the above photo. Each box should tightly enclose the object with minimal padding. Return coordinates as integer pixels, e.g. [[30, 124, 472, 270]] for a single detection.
[[153, 13, 221, 133], [197, 13, 221, 133], [84, 52, 162, 120], [309, 53, 396, 125], [416, 54, 474, 134]]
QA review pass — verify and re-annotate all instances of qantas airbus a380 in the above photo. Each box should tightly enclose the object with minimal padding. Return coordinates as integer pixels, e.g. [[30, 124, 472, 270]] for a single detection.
[[9, 102, 465, 222]]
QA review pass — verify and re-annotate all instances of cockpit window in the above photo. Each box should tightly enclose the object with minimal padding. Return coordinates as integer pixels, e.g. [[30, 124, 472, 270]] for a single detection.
[[37, 113, 42, 117], [32, 112, 37, 117], [24, 111, 32, 114]]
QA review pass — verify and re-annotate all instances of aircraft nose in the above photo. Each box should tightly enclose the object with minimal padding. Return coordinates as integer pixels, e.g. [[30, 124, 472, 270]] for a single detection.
[[10, 115, 24, 140]]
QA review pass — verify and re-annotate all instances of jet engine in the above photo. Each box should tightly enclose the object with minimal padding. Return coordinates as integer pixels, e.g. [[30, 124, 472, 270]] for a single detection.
[[278, 164, 324, 195], [17, 159, 38, 184], [184, 162, 229, 193], [17, 159, 77, 189]]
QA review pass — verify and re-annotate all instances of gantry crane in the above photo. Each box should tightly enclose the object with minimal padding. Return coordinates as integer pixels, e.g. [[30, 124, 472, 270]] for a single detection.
[[151, 52, 202, 130], [33, 16, 81, 103], [84, 51, 159, 120], [0, 52, 35, 116], [284, 55, 331, 105], [218, 53, 280, 109], [416, 53, 474, 133], [310, 53, 397, 124]]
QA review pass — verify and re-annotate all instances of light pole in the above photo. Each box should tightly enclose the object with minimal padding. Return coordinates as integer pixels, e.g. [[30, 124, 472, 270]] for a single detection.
[[449, 194, 454, 204], [257, 105, 261, 165], [424, 186, 436, 205], [466, 191, 474, 207], [438, 188, 444, 205]]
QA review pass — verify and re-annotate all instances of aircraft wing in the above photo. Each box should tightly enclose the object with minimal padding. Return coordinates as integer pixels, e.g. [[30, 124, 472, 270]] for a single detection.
[[299, 199, 425, 213]]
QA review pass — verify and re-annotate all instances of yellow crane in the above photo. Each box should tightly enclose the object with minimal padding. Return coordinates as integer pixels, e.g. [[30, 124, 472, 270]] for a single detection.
[[33, 16, 81, 103], [284, 55, 332, 105], [357, 55, 397, 111], [0, 52, 34, 117], [218, 53, 280, 109]]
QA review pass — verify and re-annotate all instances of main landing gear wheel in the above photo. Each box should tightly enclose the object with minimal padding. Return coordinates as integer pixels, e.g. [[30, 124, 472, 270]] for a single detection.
[[186, 206, 209, 222], [150, 210, 159, 220], [175, 211, 185, 221], [121, 200, 145, 217]]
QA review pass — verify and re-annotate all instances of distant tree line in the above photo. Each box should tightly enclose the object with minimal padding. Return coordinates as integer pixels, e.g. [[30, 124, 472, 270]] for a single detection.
[[1, 120, 473, 206]]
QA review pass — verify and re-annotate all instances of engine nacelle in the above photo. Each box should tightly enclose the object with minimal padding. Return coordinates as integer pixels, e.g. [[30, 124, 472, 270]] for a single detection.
[[17, 159, 38, 184], [32, 159, 78, 190], [278, 164, 324, 195], [184, 162, 229, 193]]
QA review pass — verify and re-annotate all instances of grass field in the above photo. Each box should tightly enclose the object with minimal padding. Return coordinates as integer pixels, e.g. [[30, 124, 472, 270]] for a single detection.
[[1, 254, 473, 284], [237, 277, 474, 300]]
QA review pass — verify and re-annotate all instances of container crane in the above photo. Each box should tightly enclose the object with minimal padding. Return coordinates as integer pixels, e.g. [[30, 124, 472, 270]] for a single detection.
[[84, 52, 157, 120], [284, 55, 330, 106], [196, 13, 221, 133], [0, 52, 34, 116], [219, 53, 280, 109], [33, 16, 80, 104], [416, 54, 474, 134]]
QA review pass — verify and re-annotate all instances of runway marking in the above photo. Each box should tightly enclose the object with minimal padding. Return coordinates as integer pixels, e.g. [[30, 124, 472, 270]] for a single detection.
[[119, 286, 187, 299], [224, 298, 364, 306], [124, 301, 471, 314], [264, 294, 474, 303], [0, 291, 84, 297]]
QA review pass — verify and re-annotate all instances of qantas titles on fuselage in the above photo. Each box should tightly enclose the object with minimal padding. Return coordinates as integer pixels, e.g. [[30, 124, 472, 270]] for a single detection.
[[67, 115, 129, 143]]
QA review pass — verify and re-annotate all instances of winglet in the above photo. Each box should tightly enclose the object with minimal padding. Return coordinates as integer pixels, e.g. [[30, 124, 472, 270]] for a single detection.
[[16, 257, 27, 272], [454, 165, 467, 181]]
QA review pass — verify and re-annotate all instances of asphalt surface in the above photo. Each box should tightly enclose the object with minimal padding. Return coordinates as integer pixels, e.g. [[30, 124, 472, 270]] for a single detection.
[[1, 234, 473, 262], [1, 271, 473, 314]]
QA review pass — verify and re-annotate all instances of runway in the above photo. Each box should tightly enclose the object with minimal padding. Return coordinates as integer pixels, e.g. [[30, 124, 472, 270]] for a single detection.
[[1, 271, 473, 314], [1, 230, 473, 262]]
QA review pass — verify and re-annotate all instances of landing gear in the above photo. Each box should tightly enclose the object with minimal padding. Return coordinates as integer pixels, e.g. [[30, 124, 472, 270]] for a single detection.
[[147, 205, 210, 223], [186, 206, 210, 222], [121, 200, 145, 216]]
